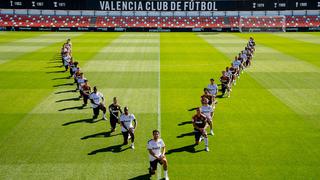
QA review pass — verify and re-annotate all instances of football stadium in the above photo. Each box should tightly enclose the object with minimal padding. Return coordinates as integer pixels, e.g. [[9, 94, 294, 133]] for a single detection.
[[0, 0, 319, 179]]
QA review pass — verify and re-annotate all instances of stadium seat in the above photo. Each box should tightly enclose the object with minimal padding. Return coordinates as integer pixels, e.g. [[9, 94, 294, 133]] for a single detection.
[[0, 14, 319, 28], [0, 14, 90, 27]]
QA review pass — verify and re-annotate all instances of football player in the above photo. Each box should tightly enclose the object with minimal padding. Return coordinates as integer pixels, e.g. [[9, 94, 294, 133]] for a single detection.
[[108, 97, 122, 132], [120, 107, 137, 149], [147, 130, 169, 180], [200, 98, 214, 136], [89, 86, 106, 120], [192, 108, 209, 152]]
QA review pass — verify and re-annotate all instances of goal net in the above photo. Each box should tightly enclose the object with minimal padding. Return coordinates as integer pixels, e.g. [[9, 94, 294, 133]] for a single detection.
[[239, 16, 286, 32]]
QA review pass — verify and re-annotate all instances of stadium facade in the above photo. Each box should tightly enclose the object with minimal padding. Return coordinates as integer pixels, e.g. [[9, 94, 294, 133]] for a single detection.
[[0, 0, 319, 32]]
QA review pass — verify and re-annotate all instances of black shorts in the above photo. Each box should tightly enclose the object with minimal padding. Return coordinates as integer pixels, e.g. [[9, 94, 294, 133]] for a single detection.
[[194, 129, 202, 142], [93, 104, 106, 115], [150, 159, 163, 171], [221, 83, 228, 93], [110, 117, 118, 128], [93, 107, 100, 116]]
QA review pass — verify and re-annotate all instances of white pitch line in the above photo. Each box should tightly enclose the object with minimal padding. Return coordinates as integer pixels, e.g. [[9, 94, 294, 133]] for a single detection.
[[157, 34, 161, 133], [157, 33, 162, 180]]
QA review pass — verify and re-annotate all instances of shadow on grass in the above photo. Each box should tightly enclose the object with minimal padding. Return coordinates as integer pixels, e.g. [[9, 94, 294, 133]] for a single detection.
[[53, 82, 74, 87], [128, 173, 152, 180], [216, 94, 224, 98], [52, 76, 70, 80], [88, 144, 130, 155], [176, 132, 194, 138], [166, 144, 204, 154], [45, 65, 63, 68], [47, 61, 61, 64], [58, 105, 85, 111], [81, 131, 121, 140], [178, 121, 192, 126], [55, 89, 76, 94], [62, 118, 102, 126], [46, 70, 66, 74], [187, 107, 198, 111], [56, 97, 80, 103]]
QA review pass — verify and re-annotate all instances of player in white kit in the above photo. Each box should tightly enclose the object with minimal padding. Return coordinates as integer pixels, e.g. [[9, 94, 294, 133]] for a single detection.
[[89, 86, 106, 120], [120, 107, 137, 149], [147, 130, 169, 180], [200, 98, 214, 135], [207, 78, 218, 98]]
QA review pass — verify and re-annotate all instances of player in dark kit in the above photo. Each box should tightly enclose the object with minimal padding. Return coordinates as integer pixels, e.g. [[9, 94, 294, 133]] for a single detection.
[[81, 79, 91, 107], [220, 71, 231, 98], [192, 108, 209, 152], [201, 88, 214, 106], [108, 97, 122, 132]]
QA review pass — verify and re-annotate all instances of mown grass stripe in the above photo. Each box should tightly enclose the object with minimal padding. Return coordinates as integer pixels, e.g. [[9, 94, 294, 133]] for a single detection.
[[231, 33, 320, 127], [237, 33, 320, 68], [0, 34, 121, 178], [0, 32, 82, 64], [197, 33, 320, 179], [0, 32, 319, 179], [274, 32, 320, 44], [0, 32, 46, 44], [0, 32, 162, 179]]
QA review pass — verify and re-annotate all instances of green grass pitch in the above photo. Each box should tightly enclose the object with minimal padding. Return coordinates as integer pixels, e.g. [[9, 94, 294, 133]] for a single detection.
[[0, 31, 319, 179]]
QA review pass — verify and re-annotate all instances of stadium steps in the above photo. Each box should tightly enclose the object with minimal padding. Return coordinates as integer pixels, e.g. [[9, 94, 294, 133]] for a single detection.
[[90, 17, 97, 27]]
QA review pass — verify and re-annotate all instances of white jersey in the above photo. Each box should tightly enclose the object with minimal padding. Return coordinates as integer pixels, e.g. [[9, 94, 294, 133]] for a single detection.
[[120, 113, 136, 132], [77, 77, 86, 84], [77, 78, 86, 90], [233, 60, 241, 68], [207, 84, 218, 95], [147, 138, 165, 161], [72, 66, 78, 73], [63, 55, 71, 66], [227, 70, 233, 78], [241, 53, 247, 61], [89, 92, 104, 108], [201, 105, 213, 120]]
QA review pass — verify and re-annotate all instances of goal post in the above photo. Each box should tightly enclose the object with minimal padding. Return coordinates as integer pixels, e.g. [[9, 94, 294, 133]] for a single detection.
[[239, 15, 286, 32]]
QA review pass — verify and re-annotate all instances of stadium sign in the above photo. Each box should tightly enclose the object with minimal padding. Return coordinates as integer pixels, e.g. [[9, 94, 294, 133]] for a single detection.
[[2, 0, 320, 11], [99, 1, 217, 11]]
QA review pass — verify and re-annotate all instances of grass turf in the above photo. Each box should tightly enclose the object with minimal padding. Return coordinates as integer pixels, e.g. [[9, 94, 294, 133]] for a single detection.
[[0, 32, 319, 179]]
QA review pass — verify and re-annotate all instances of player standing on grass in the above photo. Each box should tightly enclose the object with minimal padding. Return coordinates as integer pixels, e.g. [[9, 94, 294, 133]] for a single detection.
[[147, 130, 169, 180], [77, 73, 86, 98], [81, 79, 91, 107], [207, 78, 218, 98], [220, 71, 231, 97], [232, 56, 242, 77], [120, 107, 137, 149], [192, 108, 209, 152], [200, 98, 214, 136], [70, 61, 78, 78], [66, 38, 72, 48], [201, 88, 214, 106], [108, 97, 122, 132], [62, 52, 71, 71], [89, 86, 106, 120]]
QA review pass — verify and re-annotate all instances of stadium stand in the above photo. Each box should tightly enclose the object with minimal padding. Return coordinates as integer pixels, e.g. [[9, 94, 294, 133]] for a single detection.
[[0, 14, 91, 27], [0, 14, 319, 29], [239, 16, 285, 28], [95, 16, 237, 28], [286, 16, 320, 27]]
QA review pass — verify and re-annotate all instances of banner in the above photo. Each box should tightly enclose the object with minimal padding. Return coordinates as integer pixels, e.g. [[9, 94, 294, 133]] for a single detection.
[[1, 0, 320, 11], [99, 1, 217, 11]]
